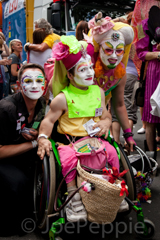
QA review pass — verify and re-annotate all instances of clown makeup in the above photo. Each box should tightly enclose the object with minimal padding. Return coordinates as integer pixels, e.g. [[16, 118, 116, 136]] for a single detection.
[[99, 30, 125, 69], [21, 69, 45, 100], [73, 55, 94, 87]]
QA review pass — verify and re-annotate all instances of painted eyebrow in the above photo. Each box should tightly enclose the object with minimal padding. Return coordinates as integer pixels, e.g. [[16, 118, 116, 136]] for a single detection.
[[21, 75, 32, 82], [77, 62, 88, 71], [105, 42, 113, 49], [37, 74, 44, 79], [116, 43, 124, 49]]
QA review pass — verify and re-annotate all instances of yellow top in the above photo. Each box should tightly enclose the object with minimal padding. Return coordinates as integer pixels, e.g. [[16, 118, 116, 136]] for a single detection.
[[43, 33, 61, 48], [57, 112, 100, 136]]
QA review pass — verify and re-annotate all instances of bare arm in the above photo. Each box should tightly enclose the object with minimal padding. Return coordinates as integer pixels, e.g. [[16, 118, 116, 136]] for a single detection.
[[1, 43, 10, 57], [0, 142, 33, 159], [11, 64, 19, 76], [112, 74, 135, 151], [28, 42, 49, 52], [145, 51, 159, 61], [93, 87, 112, 138], [37, 93, 67, 159], [111, 74, 129, 130]]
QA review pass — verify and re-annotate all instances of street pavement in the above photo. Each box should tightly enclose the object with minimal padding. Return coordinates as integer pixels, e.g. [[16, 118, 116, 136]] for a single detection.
[[1, 108, 160, 240]]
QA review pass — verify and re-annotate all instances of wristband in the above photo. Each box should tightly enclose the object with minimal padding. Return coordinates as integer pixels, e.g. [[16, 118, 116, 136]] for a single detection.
[[31, 140, 38, 148], [157, 52, 160, 62], [123, 128, 133, 139], [37, 133, 48, 141], [3, 41, 6, 45]]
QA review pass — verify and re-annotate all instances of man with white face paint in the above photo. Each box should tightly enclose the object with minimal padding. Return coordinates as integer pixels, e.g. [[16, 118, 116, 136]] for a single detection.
[[0, 63, 46, 235], [88, 12, 136, 152], [37, 35, 120, 222]]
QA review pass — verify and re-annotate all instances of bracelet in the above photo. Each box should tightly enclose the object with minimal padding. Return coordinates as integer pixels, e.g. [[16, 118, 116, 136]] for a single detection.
[[123, 128, 133, 139], [157, 52, 160, 61], [123, 132, 134, 139], [37, 133, 48, 141], [31, 140, 38, 148]]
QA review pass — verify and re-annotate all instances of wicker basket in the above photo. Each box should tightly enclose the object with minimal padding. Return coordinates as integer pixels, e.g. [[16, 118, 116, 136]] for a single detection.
[[77, 161, 125, 224]]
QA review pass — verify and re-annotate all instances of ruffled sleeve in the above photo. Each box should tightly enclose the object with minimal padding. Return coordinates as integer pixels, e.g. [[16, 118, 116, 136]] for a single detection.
[[136, 19, 150, 62]]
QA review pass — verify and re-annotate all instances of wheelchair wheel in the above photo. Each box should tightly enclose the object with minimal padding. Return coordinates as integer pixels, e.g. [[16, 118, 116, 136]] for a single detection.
[[135, 219, 155, 239], [34, 151, 56, 230], [118, 144, 136, 201]]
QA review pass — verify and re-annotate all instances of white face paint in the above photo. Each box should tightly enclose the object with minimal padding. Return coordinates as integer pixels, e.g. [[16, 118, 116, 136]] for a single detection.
[[21, 69, 45, 100], [73, 55, 94, 87], [99, 30, 125, 69]]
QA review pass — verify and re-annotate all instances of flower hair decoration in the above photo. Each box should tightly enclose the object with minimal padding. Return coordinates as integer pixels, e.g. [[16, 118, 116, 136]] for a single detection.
[[88, 11, 115, 36]]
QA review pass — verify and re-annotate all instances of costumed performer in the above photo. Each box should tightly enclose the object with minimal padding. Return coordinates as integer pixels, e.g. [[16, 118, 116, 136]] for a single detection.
[[37, 35, 120, 222], [87, 12, 136, 151]]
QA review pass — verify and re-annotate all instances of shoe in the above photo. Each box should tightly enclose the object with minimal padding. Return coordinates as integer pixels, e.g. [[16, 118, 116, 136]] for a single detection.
[[137, 127, 145, 134], [118, 199, 129, 212], [66, 192, 87, 222]]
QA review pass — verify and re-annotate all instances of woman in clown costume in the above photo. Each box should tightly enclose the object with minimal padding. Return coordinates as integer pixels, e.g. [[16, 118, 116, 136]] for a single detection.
[[87, 12, 136, 151]]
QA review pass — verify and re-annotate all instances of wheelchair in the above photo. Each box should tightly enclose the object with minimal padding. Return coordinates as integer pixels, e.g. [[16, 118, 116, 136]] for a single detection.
[[33, 135, 155, 240]]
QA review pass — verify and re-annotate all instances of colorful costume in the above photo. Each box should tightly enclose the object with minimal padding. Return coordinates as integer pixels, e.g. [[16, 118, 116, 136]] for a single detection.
[[88, 12, 134, 102], [136, 18, 160, 123], [56, 84, 119, 183], [51, 35, 119, 183]]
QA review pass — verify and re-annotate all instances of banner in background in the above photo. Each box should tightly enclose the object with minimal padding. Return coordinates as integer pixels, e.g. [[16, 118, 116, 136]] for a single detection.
[[2, 0, 26, 61]]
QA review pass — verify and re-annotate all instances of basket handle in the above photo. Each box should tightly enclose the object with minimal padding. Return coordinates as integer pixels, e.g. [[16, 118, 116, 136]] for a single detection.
[[54, 160, 103, 212], [54, 166, 88, 212]]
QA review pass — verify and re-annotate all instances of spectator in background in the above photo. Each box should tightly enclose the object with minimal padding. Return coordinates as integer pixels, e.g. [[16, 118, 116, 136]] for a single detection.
[[8, 39, 23, 93], [24, 18, 60, 52], [76, 20, 89, 41], [0, 58, 12, 100], [27, 28, 52, 68], [27, 28, 52, 105], [136, 5, 160, 159], [0, 32, 10, 98]]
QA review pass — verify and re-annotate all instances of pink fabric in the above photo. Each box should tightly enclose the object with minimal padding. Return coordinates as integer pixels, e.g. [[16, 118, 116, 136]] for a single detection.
[[136, 18, 160, 123], [58, 139, 119, 184], [123, 128, 132, 133], [88, 15, 114, 37], [62, 44, 94, 70], [44, 58, 55, 82]]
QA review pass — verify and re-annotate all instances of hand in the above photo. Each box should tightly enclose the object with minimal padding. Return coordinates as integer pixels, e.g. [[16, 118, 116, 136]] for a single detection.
[[21, 128, 38, 141], [37, 138, 52, 160], [0, 58, 12, 66], [157, 43, 160, 51], [92, 118, 111, 139], [124, 136, 136, 152], [24, 42, 30, 52]]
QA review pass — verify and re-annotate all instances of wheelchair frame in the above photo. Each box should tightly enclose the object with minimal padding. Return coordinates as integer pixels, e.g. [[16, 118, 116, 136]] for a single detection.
[[33, 137, 155, 240]]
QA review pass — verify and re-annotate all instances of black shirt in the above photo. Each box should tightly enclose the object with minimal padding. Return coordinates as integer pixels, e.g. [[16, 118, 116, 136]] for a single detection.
[[0, 92, 46, 169]]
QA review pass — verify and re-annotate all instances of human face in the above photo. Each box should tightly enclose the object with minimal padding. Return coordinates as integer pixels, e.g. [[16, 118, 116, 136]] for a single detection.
[[21, 68, 45, 100], [12, 41, 23, 53], [73, 55, 94, 87], [99, 30, 125, 69]]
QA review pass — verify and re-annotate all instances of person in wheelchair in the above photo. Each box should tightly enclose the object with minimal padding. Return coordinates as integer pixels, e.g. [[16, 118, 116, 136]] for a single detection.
[[37, 36, 124, 222], [0, 63, 46, 235]]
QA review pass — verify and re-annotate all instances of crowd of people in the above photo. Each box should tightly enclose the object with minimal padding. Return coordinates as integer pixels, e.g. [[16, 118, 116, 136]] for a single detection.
[[0, 0, 160, 236]]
